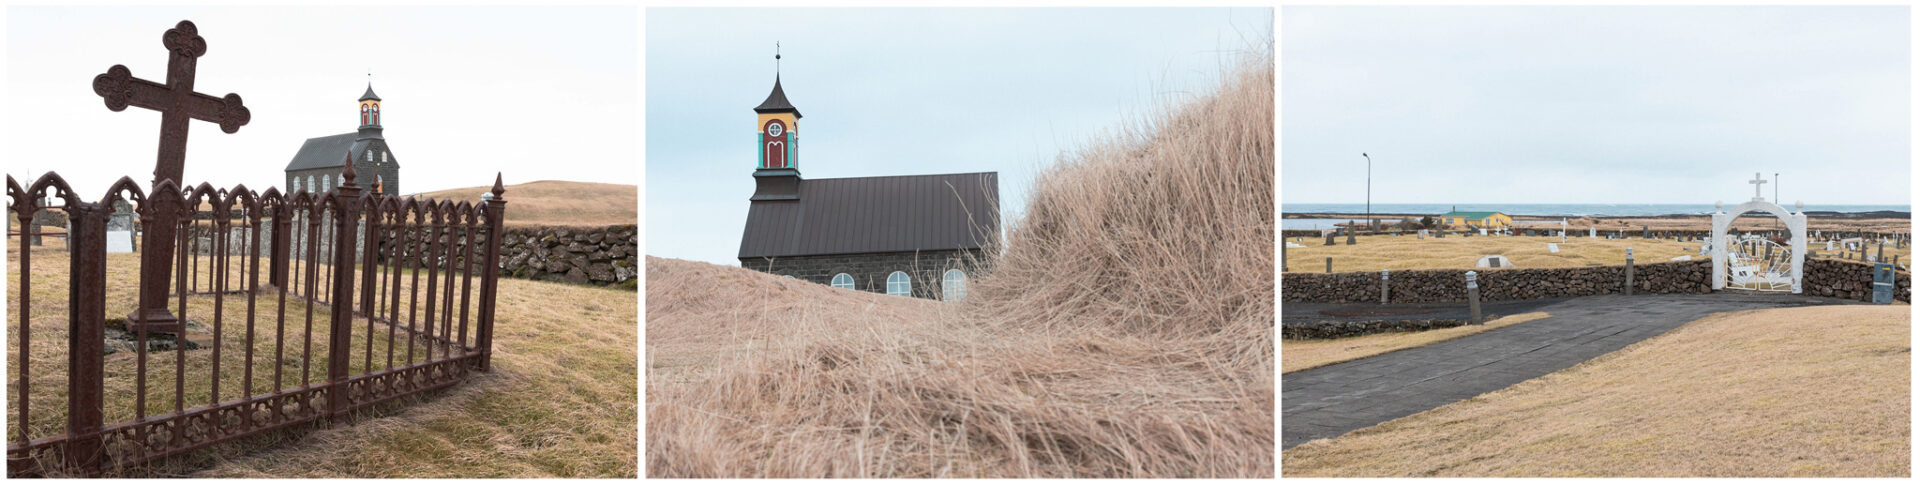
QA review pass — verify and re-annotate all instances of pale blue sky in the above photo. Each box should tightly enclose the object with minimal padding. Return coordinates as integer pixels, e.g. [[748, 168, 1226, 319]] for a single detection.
[[646, 7, 1271, 266], [1282, 6, 1909, 206]]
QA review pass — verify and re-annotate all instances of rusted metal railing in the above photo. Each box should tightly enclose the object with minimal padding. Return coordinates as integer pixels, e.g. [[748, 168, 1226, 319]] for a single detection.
[[5, 167, 506, 476]]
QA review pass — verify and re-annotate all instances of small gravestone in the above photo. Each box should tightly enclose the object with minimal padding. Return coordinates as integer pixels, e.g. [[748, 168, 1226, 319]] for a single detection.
[[1345, 226, 1356, 245], [1479, 227, 1488, 236], [1588, 227, 1596, 238], [1547, 243, 1559, 253], [106, 200, 136, 253], [1418, 229, 1428, 239], [1475, 255, 1509, 268], [1872, 263, 1896, 304], [1642, 225, 1651, 238], [1325, 232, 1336, 246], [1671, 255, 1692, 261], [1525, 229, 1536, 237]]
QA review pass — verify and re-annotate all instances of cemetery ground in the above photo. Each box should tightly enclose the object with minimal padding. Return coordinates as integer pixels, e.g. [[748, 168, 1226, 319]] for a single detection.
[[1282, 303, 1908, 477], [1284, 234, 1914, 273], [1281, 312, 1550, 373], [7, 242, 637, 477]]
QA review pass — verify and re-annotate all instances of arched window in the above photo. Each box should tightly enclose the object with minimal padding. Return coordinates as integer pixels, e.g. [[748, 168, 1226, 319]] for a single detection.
[[307, 175, 315, 193], [942, 269, 967, 301], [292, 177, 302, 192], [831, 273, 854, 290], [886, 271, 911, 297]]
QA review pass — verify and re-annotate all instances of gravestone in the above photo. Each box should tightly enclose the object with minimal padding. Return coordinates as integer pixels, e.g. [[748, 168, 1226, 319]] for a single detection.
[[1325, 232, 1336, 246], [1588, 227, 1596, 238], [1671, 255, 1692, 261], [1642, 225, 1651, 238], [1873, 263, 1896, 304], [1479, 227, 1488, 236], [1345, 225, 1356, 245], [106, 200, 136, 254], [1547, 243, 1559, 253], [1475, 255, 1509, 268], [1826, 240, 1836, 251], [1418, 229, 1428, 239]]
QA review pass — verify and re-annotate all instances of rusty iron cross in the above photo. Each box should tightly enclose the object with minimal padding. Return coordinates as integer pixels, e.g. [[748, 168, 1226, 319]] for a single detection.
[[91, 20, 251, 187]]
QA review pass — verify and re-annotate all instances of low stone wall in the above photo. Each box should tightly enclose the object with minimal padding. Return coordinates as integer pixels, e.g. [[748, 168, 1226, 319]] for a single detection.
[[1284, 259, 1910, 304], [500, 224, 638, 288], [1283, 261, 1712, 304], [1803, 259, 1911, 302]]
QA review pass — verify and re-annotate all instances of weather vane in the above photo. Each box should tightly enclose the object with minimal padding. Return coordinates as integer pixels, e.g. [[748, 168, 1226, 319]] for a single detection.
[[775, 41, 782, 74]]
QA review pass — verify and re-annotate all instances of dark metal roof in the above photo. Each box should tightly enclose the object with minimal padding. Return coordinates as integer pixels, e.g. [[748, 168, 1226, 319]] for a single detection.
[[285, 133, 363, 171], [752, 75, 801, 118], [359, 83, 381, 101], [739, 172, 999, 259]]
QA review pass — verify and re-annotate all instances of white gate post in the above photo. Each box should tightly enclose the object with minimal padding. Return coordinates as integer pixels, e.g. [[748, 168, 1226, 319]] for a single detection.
[[1711, 201, 1729, 290]]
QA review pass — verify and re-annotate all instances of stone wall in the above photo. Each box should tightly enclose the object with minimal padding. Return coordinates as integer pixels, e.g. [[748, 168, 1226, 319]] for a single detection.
[[1283, 261, 1711, 303], [1284, 259, 1910, 304], [499, 224, 638, 288], [1802, 258, 1912, 302], [741, 249, 988, 300]]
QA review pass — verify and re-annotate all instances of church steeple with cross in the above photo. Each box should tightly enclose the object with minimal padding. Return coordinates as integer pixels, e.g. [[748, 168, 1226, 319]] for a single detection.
[[755, 42, 801, 172], [358, 73, 383, 135]]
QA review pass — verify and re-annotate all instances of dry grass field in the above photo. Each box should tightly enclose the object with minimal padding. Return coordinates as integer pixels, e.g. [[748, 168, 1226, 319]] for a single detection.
[[6, 243, 636, 477], [416, 180, 636, 227], [1285, 234, 1699, 273], [1282, 305, 1910, 477], [647, 50, 1273, 478], [1280, 312, 1552, 374]]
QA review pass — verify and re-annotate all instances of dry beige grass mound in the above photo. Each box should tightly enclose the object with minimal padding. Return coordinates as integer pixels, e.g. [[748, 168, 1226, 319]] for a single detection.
[[647, 49, 1274, 478], [1283, 305, 1910, 477], [416, 180, 636, 227]]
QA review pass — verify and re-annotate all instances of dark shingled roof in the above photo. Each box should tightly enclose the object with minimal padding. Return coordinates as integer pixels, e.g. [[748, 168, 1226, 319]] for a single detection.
[[752, 76, 801, 118], [284, 133, 368, 171], [360, 84, 381, 102], [739, 172, 998, 259]]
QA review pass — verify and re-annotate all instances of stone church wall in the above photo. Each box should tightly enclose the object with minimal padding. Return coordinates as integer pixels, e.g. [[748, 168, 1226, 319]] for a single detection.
[[741, 248, 990, 300]]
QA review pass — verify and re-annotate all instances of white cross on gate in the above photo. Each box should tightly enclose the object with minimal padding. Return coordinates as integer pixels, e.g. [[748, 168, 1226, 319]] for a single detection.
[[1749, 172, 1768, 201]]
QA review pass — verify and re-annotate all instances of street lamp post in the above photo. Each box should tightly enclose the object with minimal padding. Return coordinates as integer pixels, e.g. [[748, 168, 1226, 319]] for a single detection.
[[1362, 153, 1372, 230], [1774, 172, 1780, 231]]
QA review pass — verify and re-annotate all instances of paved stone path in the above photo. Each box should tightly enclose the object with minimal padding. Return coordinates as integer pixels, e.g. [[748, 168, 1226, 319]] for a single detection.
[[1281, 293, 1853, 449]]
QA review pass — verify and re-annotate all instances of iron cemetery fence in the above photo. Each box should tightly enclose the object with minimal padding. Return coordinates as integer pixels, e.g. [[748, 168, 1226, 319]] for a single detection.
[[6, 164, 508, 476]]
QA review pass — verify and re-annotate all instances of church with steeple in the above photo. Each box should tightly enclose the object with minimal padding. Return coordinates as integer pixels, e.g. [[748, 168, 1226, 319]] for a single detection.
[[737, 51, 1000, 300], [284, 81, 401, 195]]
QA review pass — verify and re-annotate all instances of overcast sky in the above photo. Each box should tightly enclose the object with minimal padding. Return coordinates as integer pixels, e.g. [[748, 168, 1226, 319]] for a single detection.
[[1282, 6, 1909, 206], [646, 7, 1270, 266], [7, 5, 636, 198]]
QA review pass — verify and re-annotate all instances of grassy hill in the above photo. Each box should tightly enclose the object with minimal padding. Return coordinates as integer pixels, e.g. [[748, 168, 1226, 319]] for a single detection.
[[414, 180, 636, 227], [647, 48, 1274, 478], [1283, 304, 1909, 477]]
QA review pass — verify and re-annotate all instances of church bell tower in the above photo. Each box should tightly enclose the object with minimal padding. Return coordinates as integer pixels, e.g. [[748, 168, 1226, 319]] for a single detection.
[[751, 44, 802, 201], [358, 81, 383, 140]]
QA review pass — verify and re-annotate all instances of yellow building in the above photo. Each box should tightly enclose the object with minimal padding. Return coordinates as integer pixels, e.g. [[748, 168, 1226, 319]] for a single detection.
[[1438, 210, 1512, 229]]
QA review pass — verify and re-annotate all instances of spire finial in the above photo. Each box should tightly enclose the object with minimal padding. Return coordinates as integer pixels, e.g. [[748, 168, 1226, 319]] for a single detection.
[[776, 41, 782, 75]]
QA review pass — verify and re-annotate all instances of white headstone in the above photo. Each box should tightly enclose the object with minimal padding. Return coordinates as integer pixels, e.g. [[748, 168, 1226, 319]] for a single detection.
[[1479, 227, 1488, 236], [1547, 243, 1559, 253], [1827, 240, 1836, 251], [1285, 242, 1305, 248], [1475, 255, 1510, 268], [1588, 227, 1596, 238], [1670, 255, 1692, 261], [106, 230, 134, 253]]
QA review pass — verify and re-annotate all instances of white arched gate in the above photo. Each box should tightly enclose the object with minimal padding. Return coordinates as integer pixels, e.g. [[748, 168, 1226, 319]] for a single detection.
[[1711, 174, 1807, 293]]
